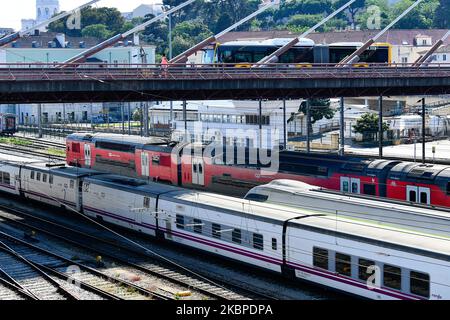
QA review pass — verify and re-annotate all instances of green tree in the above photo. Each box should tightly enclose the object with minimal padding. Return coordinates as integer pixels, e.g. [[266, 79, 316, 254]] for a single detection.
[[390, 0, 439, 29], [171, 20, 213, 56], [356, 0, 390, 30], [286, 14, 323, 33], [299, 99, 335, 133], [434, 0, 450, 28], [81, 24, 111, 40], [333, 0, 366, 28], [48, 6, 125, 37], [353, 113, 389, 134]]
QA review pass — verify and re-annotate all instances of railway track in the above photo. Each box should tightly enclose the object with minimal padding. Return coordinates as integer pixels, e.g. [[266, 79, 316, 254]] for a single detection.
[[0, 143, 65, 161], [0, 204, 276, 300], [0, 229, 173, 300]]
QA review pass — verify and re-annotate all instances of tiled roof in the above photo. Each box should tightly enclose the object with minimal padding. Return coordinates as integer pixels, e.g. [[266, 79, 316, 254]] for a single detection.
[[2, 31, 148, 48]]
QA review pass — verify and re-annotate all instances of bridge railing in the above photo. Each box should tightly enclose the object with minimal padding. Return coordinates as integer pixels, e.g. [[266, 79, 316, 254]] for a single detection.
[[0, 62, 450, 81]]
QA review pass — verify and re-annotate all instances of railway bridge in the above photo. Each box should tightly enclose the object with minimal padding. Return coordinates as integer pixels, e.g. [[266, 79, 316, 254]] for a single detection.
[[0, 63, 449, 103]]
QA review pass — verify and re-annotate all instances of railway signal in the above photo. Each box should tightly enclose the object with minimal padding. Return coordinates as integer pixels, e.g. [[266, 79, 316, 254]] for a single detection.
[[0, 0, 101, 48], [169, 0, 281, 64], [62, 0, 199, 65]]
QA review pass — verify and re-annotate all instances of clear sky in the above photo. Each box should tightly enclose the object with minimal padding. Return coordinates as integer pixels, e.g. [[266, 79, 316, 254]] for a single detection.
[[1, 0, 158, 30]]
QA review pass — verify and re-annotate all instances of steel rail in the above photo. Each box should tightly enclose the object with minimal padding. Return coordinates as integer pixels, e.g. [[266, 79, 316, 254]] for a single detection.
[[0, 229, 171, 300], [0, 205, 276, 300], [0, 240, 79, 300]]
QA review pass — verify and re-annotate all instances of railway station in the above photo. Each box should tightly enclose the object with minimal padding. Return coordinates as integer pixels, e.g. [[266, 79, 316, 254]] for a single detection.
[[0, 0, 449, 308]]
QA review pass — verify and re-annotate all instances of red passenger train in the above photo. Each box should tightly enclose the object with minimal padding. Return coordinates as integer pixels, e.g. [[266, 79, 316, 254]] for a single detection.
[[66, 133, 450, 208]]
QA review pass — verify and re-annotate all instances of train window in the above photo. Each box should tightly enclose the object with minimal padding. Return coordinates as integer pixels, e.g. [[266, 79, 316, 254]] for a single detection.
[[199, 164, 203, 174], [42, 174, 47, 183], [351, 182, 359, 194], [49, 175, 53, 185], [193, 219, 203, 234], [70, 180, 75, 189], [2, 173, 10, 185], [447, 182, 450, 196], [410, 271, 430, 298], [313, 248, 329, 270], [232, 229, 242, 244], [383, 265, 402, 290], [272, 238, 277, 251], [36, 172, 41, 181], [176, 215, 185, 230], [30, 171, 35, 180], [335, 253, 352, 277], [253, 234, 264, 251], [72, 143, 80, 153], [420, 192, 428, 204], [143, 197, 150, 209], [245, 193, 269, 202], [342, 181, 349, 192], [193, 164, 198, 173], [363, 184, 376, 196], [358, 259, 375, 281], [212, 223, 221, 239], [409, 190, 417, 202]]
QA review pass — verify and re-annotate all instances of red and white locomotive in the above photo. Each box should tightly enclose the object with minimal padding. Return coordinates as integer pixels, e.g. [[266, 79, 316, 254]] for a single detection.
[[66, 133, 450, 208]]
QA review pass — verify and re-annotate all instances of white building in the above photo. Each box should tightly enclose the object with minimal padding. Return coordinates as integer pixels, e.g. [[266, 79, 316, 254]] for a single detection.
[[132, 3, 164, 19], [22, 0, 60, 31], [427, 44, 450, 64], [151, 100, 301, 149]]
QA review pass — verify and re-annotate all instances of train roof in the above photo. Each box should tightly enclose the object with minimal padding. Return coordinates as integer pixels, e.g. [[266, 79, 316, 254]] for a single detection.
[[164, 186, 450, 261], [25, 163, 101, 178], [68, 133, 169, 147], [290, 214, 450, 262], [84, 174, 181, 196], [388, 162, 450, 181], [249, 179, 450, 220]]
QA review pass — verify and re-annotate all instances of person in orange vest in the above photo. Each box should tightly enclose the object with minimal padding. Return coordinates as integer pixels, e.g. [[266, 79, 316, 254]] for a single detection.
[[161, 54, 169, 78]]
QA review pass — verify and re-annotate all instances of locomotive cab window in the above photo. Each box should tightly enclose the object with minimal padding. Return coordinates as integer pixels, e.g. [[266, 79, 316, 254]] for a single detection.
[[36, 172, 41, 181], [383, 265, 402, 290], [410, 271, 430, 298], [30, 171, 35, 180], [335, 253, 352, 277], [42, 174, 47, 183], [253, 233, 264, 251], [313, 247, 329, 270]]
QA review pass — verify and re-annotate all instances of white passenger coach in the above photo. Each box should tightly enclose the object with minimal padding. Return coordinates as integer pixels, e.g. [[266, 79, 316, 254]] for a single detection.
[[0, 153, 447, 300]]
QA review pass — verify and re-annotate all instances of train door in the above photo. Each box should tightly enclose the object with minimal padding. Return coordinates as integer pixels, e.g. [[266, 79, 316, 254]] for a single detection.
[[407, 186, 430, 205], [84, 144, 91, 167], [192, 158, 205, 186], [141, 152, 150, 177], [340, 177, 350, 193], [418, 187, 431, 205], [340, 177, 360, 194], [406, 186, 417, 203]]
